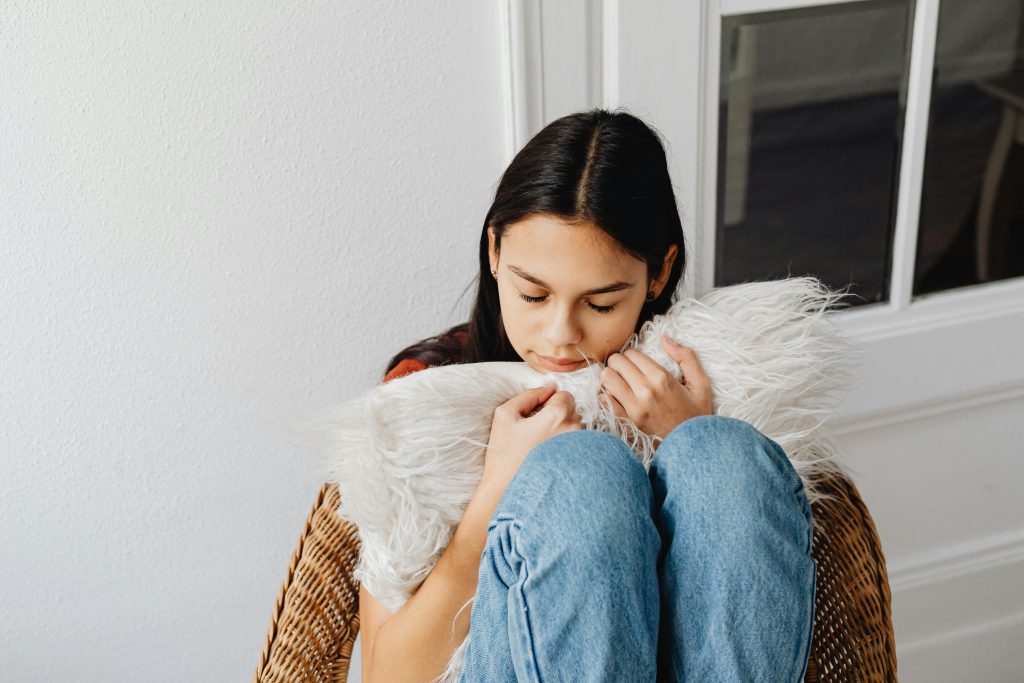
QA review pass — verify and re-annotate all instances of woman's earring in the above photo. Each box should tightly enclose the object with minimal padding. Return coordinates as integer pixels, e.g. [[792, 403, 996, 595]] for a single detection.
[[646, 290, 656, 301], [491, 269, 497, 278]]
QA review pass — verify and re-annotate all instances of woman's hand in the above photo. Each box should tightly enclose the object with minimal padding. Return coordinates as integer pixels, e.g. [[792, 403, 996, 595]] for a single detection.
[[480, 384, 583, 494], [600, 336, 714, 441]]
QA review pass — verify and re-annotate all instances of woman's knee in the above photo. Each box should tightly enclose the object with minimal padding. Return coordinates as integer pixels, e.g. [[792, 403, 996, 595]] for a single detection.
[[653, 415, 813, 551], [497, 429, 655, 550], [651, 417, 811, 565], [655, 415, 807, 509], [530, 430, 649, 496]]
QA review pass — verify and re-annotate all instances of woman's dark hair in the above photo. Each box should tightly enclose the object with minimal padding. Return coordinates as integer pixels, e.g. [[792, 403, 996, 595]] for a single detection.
[[385, 108, 687, 376]]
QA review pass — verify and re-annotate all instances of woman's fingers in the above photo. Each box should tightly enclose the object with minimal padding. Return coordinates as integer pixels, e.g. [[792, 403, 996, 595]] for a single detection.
[[662, 337, 712, 396], [504, 384, 557, 417], [542, 390, 574, 412], [622, 348, 674, 386], [544, 391, 581, 424], [600, 392, 628, 420], [600, 362, 636, 406], [605, 352, 650, 397]]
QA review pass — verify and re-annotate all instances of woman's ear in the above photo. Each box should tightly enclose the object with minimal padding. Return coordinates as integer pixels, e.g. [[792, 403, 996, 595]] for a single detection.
[[487, 226, 499, 275], [651, 244, 679, 298]]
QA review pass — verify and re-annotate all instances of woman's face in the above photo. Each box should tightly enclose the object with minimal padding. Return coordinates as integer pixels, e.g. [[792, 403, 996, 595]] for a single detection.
[[488, 214, 676, 373]]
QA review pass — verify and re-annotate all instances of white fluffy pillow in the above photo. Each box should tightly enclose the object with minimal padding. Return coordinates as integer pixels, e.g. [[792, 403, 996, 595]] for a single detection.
[[311, 276, 857, 683]]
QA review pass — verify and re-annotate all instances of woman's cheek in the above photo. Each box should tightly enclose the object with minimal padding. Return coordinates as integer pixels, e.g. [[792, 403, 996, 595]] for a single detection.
[[589, 320, 624, 361]]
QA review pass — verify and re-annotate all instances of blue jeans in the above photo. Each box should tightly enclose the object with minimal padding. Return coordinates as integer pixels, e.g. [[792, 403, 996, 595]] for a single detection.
[[458, 415, 816, 682]]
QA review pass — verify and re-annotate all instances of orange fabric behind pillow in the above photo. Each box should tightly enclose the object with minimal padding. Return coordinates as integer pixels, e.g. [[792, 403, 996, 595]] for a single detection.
[[383, 357, 429, 383]]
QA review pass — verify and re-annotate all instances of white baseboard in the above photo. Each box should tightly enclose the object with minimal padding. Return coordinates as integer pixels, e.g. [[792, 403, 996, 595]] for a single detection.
[[888, 527, 1024, 593]]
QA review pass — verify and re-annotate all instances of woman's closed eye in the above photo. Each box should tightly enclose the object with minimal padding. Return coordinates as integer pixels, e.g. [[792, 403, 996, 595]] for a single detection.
[[516, 292, 616, 314]]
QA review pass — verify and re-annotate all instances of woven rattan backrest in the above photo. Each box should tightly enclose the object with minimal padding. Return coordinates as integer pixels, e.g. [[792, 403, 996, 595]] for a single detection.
[[255, 483, 361, 683], [805, 474, 898, 682], [255, 473, 896, 682]]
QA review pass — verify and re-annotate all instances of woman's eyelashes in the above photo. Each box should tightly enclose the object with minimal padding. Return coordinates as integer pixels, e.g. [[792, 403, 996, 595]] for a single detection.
[[516, 292, 616, 314]]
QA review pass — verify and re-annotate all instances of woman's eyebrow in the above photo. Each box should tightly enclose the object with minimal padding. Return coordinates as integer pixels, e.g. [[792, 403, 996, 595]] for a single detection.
[[507, 265, 634, 295]]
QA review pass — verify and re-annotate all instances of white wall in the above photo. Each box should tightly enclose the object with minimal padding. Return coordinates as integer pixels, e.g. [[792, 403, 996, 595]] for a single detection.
[[0, 3, 504, 681]]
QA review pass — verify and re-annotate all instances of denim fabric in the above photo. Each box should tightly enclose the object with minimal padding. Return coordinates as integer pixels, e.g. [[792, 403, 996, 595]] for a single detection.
[[458, 415, 816, 683]]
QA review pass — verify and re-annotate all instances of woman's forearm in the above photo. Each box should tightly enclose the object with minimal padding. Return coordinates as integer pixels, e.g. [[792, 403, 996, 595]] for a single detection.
[[364, 479, 505, 683]]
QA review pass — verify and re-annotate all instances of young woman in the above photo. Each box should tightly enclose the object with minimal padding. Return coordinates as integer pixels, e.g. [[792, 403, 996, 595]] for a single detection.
[[359, 109, 816, 683]]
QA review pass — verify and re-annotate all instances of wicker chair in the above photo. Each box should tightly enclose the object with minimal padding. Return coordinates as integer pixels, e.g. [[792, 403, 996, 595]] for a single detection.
[[255, 471, 897, 682]]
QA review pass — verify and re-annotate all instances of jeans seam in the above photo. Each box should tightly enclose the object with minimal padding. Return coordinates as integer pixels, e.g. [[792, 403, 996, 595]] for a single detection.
[[496, 516, 546, 683], [793, 558, 818, 682]]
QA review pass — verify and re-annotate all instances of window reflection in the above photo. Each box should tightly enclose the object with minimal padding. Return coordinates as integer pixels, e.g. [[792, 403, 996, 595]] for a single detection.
[[715, 1, 912, 306], [915, 0, 1024, 295]]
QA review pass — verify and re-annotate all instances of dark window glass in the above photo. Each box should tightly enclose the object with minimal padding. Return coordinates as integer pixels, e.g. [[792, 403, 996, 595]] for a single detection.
[[715, 0, 912, 306], [915, 0, 1024, 295]]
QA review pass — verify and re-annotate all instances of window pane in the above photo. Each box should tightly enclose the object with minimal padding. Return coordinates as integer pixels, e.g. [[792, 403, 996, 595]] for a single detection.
[[715, 0, 912, 306], [914, 0, 1024, 295]]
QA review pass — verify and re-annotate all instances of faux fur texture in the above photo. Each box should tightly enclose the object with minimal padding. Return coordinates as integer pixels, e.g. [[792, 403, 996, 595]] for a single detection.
[[311, 276, 858, 683]]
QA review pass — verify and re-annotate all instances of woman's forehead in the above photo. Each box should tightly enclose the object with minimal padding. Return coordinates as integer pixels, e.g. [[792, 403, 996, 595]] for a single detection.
[[501, 215, 642, 278]]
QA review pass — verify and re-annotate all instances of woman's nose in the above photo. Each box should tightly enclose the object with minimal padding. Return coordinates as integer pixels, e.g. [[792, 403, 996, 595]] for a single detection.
[[544, 304, 582, 348]]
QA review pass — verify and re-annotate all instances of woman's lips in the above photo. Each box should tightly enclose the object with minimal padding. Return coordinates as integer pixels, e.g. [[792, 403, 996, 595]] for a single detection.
[[536, 353, 587, 372]]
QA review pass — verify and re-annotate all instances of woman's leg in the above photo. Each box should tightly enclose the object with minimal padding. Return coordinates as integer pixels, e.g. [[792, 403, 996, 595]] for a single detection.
[[649, 415, 816, 682], [459, 430, 661, 683]]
